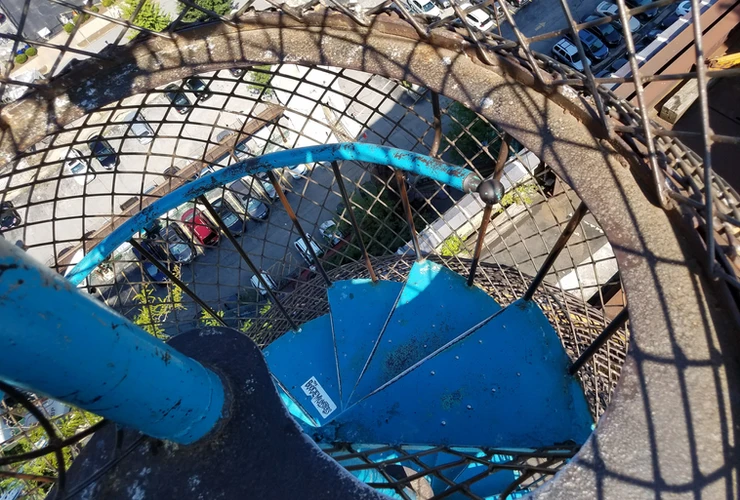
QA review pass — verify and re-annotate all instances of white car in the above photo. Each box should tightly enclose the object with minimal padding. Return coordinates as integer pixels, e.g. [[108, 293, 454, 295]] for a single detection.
[[64, 148, 96, 185], [123, 111, 155, 144], [458, 2, 496, 31], [319, 220, 345, 246], [251, 272, 278, 296], [595, 2, 641, 33], [294, 234, 325, 266], [675, 0, 691, 16], [285, 163, 308, 180], [407, 0, 442, 18]]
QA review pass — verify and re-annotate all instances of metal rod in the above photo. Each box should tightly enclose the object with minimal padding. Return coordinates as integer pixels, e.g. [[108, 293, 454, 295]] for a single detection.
[[569, 308, 629, 375], [0, 239, 225, 444], [197, 196, 300, 331], [330, 161, 378, 283], [129, 239, 227, 327], [267, 170, 332, 286], [523, 201, 588, 301], [429, 92, 442, 158], [467, 204, 494, 287], [493, 132, 511, 182], [394, 169, 422, 261]]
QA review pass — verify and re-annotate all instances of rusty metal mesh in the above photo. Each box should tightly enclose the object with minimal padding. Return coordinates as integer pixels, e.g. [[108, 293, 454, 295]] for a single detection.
[[0, 0, 737, 497]]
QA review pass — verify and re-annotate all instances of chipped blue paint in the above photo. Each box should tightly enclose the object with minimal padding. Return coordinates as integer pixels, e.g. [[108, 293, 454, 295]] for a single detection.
[[328, 279, 404, 408], [264, 315, 341, 424], [0, 240, 224, 444], [66, 143, 479, 285], [348, 260, 501, 404], [320, 299, 593, 448]]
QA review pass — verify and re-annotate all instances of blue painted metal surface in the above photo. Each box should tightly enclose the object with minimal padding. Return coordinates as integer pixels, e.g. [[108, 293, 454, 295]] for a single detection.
[[328, 279, 404, 407], [66, 143, 480, 285], [263, 315, 342, 424], [0, 240, 224, 444], [349, 261, 501, 404], [321, 299, 593, 448]]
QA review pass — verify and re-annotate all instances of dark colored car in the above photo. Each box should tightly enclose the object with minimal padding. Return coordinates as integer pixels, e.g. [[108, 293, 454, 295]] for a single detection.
[[164, 84, 192, 114], [211, 198, 246, 235], [182, 208, 220, 246], [159, 224, 196, 263], [568, 29, 609, 62], [643, 29, 663, 43], [132, 240, 168, 283], [0, 13, 6, 24], [245, 197, 269, 221], [185, 77, 212, 102], [229, 68, 246, 78], [582, 15, 622, 48], [88, 135, 119, 170], [506, 0, 530, 7], [0, 201, 21, 231], [626, 0, 658, 20]]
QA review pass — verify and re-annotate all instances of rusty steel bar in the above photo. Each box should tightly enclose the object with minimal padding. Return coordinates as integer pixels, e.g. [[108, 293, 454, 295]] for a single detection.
[[429, 92, 443, 158], [467, 179, 504, 287], [523, 201, 589, 301], [330, 161, 378, 283], [394, 169, 422, 260], [267, 170, 332, 286], [129, 238, 227, 327], [198, 196, 300, 331], [569, 308, 629, 375]]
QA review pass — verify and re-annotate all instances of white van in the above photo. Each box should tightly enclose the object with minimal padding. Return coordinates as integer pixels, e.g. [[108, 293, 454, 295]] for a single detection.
[[294, 234, 324, 266]]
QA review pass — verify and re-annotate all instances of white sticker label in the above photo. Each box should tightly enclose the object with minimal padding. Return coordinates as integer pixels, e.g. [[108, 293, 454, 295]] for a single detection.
[[301, 376, 337, 418]]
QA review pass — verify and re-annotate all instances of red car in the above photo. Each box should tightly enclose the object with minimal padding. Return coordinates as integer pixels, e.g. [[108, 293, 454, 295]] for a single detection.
[[181, 208, 220, 246]]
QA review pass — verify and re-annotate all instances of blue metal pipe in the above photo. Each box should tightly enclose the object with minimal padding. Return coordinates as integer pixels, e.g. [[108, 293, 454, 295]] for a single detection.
[[66, 143, 479, 285], [0, 240, 225, 444]]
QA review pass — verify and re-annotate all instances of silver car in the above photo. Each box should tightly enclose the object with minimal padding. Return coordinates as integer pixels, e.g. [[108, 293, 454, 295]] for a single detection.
[[64, 148, 96, 185]]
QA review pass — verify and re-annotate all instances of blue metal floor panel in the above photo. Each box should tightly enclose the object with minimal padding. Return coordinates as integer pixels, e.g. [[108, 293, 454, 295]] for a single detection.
[[323, 300, 593, 448], [328, 279, 404, 407], [348, 261, 501, 404], [263, 315, 341, 425]]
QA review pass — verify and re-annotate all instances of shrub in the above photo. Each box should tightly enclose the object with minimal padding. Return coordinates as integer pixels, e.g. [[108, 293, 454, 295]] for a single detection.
[[102, 0, 115, 6], [91, 5, 100, 12], [63, 22, 75, 33], [14, 54, 27, 64], [25, 47, 37, 57], [440, 235, 466, 257]]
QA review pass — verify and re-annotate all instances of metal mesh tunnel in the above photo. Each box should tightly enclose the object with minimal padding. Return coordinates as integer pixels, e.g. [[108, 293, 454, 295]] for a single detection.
[[0, 0, 738, 499]]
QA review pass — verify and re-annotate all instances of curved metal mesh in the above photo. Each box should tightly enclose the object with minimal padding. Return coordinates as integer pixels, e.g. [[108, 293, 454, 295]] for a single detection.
[[0, 0, 737, 497]]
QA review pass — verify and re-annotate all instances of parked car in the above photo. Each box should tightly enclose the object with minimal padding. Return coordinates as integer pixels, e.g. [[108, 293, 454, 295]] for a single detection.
[[581, 14, 622, 47], [251, 272, 278, 296], [228, 177, 277, 206], [182, 208, 220, 246], [244, 197, 269, 221], [661, 1, 691, 27], [506, 0, 530, 7], [436, 0, 451, 7], [158, 224, 196, 264], [88, 135, 119, 170], [456, 2, 495, 31], [132, 240, 168, 283], [625, 0, 658, 19], [567, 29, 609, 62], [185, 77, 212, 102], [319, 220, 344, 246], [643, 28, 664, 43], [0, 201, 21, 231], [294, 234, 325, 266], [229, 68, 246, 78], [123, 111, 155, 144], [407, 0, 442, 18], [595, 2, 640, 32], [596, 57, 631, 79], [210, 197, 246, 235], [285, 163, 308, 180], [552, 39, 592, 71], [64, 148, 96, 185], [164, 84, 192, 114]]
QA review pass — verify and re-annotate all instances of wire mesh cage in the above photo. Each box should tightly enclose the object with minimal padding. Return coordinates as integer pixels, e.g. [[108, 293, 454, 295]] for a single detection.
[[0, 0, 737, 498]]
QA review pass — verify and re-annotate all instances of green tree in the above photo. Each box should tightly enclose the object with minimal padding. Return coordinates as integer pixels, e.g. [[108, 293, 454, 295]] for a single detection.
[[439, 234, 467, 257], [131, 265, 185, 339], [442, 102, 501, 168], [178, 0, 232, 22], [199, 309, 225, 327], [0, 409, 102, 496], [248, 65, 273, 95], [122, 0, 171, 34]]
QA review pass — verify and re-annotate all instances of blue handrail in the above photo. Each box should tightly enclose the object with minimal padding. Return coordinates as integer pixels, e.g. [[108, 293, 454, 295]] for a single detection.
[[67, 143, 479, 285]]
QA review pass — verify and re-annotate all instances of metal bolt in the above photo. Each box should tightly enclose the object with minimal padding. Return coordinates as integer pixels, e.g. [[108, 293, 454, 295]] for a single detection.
[[430, 371, 435, 375], [441, 421, 446, 426], [467, 404, 473, 410], [455, 355, 459, 360]]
